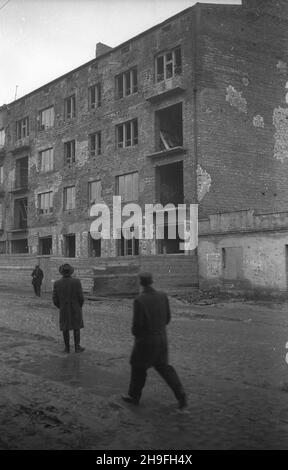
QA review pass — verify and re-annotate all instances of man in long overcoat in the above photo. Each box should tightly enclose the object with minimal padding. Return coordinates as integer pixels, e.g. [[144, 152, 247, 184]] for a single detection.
[[122, 272, 187, 409], [31, 265, 44, 297], [52, 263, 85, 353]]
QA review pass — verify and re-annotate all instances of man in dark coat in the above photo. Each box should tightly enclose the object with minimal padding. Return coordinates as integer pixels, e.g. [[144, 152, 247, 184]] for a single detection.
[[122, 272, 187, 409], [52, 263, 85, 353], [31, 265, 44, 297]]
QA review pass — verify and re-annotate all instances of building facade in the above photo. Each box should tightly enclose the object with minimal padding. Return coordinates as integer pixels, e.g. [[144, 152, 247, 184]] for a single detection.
[[1, 0, 288, 294]]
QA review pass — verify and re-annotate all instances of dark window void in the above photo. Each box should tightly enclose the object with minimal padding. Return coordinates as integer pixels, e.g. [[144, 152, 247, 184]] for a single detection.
[[156, 102, 183, 151], [89, 233, 101, 257], [39, 236, 52, 255], [14, 198, 27, 229], [64, 234, 75, 258], [156, 161, 184, 206], [15, 156, 28, 188], [11, 239, 28, 254]]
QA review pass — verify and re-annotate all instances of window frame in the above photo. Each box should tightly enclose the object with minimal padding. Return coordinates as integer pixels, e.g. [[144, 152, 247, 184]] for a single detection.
[[38, 191, 53, 215], [89, 131, 102, 157], [116, 119, 138, 148], [88, 180, 102, 206], [116, 171, 139, 203], [64, 185, 76, 211], [155, 46, 182, 83], [16, 117, 29, 140], [116, 67, 138, 99], [89, 83, 101, 109], [39, 147, 54, 173], [64, 95, 76, 119], [64, 140, 76, 165], [39, 106, 55, 130]]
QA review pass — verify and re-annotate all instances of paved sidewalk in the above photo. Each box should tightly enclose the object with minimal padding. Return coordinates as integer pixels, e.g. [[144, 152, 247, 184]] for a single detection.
[[0, 290, 288, 449]]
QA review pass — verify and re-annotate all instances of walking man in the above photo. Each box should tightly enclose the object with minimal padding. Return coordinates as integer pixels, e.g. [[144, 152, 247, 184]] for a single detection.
[[122, 272, 187, 409], [31, 264, 44, 297], [52, 263, 85, 353]]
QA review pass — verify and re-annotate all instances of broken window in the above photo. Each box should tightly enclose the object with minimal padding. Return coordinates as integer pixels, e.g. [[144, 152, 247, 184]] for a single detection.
[[156, 102, 183, 151], [64, 186, 76, 210], [0, 166, 3, 185], [116, 67, 137, 98], [14, 198, 27, 229], [39, 148, 53, 172], [0, 129, 5, 147], [155, 46, 182, 82], [15, 156, 28, 188], [39, 106, 54, 129], [116, 172, 138, 202], [89, 132, 101, 157], [65, 95, 76, 119], [117, 119, 138, 148], [38, 191, 53, 215], [156, 161, 184, 206], [16, 117, 29, 140], [89, 180, 102, 205], [64, 140, 75, 165], [39, 236, 52, 255], [89, 84, 101, 109], [64, 234, 75, 258]]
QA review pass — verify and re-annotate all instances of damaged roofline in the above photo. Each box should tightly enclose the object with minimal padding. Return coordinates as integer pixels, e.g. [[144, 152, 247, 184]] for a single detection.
[[4, 2, 242, 108]]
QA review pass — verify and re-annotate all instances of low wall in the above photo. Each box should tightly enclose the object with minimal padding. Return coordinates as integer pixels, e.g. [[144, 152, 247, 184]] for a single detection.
[[0, 253, 198, 296]]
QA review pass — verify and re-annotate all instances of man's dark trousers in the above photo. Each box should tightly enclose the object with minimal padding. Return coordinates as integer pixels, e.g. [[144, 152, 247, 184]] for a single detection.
[[128, 362, 184, 402]]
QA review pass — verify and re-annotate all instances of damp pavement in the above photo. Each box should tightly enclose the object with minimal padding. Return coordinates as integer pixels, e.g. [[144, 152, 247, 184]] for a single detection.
[[0, 289, 288, 449]]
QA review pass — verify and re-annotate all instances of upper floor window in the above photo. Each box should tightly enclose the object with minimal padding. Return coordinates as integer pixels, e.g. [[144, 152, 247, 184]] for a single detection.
[[155, 46, 182, 82], [0, 129, 5, 147], [116, 67, 137, 98], [15, 156, 28, 188], [39, 148, 54, 173], [64, 140, 75, 165], [64, 186, 76, 210], [39, 106, 54, 129], [65, 95, 76, 119], [116, 171, 138, 203], [89, 84, 101, 109], [38, 191, 53, 215], [0, 166, 3, 185], [16, 117, 29, 140], [117, 119, 138, 148], [89, 180, 102, 205], [89, 131, 101, 157], [0, 202, 3, 230]]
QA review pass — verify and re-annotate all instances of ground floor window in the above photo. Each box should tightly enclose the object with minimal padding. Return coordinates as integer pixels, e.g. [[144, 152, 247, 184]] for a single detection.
[[88, 233, 101, 257], [39, 236, 52, 255], [11, 239, 28, 253], [64, 234, 75, 258], [117, 229, 139, 256]]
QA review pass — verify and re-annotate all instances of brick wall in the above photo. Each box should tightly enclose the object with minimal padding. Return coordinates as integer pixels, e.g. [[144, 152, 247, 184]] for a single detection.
[[196, 2, 288, 218]]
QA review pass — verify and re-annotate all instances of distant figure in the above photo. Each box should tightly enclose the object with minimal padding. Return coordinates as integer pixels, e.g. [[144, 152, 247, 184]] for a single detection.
[[31, 265, 44, 297], [52, 263, 85, 354], [122, 272, 187, 409]]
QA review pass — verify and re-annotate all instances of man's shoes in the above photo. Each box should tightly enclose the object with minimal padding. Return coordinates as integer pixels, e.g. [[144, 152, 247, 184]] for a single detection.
[[63, 347, 70, 354], [178, 393, 187, 410], [75, 346, 85, 353], [121, 394, 139, 405]]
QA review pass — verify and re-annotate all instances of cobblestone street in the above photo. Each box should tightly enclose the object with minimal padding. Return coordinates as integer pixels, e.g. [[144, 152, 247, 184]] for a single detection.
[[0, 288, 288, 449]]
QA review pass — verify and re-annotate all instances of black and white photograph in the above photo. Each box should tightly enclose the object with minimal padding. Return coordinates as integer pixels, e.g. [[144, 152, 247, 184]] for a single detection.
[[0, 0, 287, 453]]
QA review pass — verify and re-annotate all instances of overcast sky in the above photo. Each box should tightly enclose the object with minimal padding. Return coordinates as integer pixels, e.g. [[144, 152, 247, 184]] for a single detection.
[[0, 0, 241, 106]]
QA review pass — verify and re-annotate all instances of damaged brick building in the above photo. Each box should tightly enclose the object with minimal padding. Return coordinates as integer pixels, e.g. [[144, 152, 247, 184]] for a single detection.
[[0, 0, 288, 295]]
